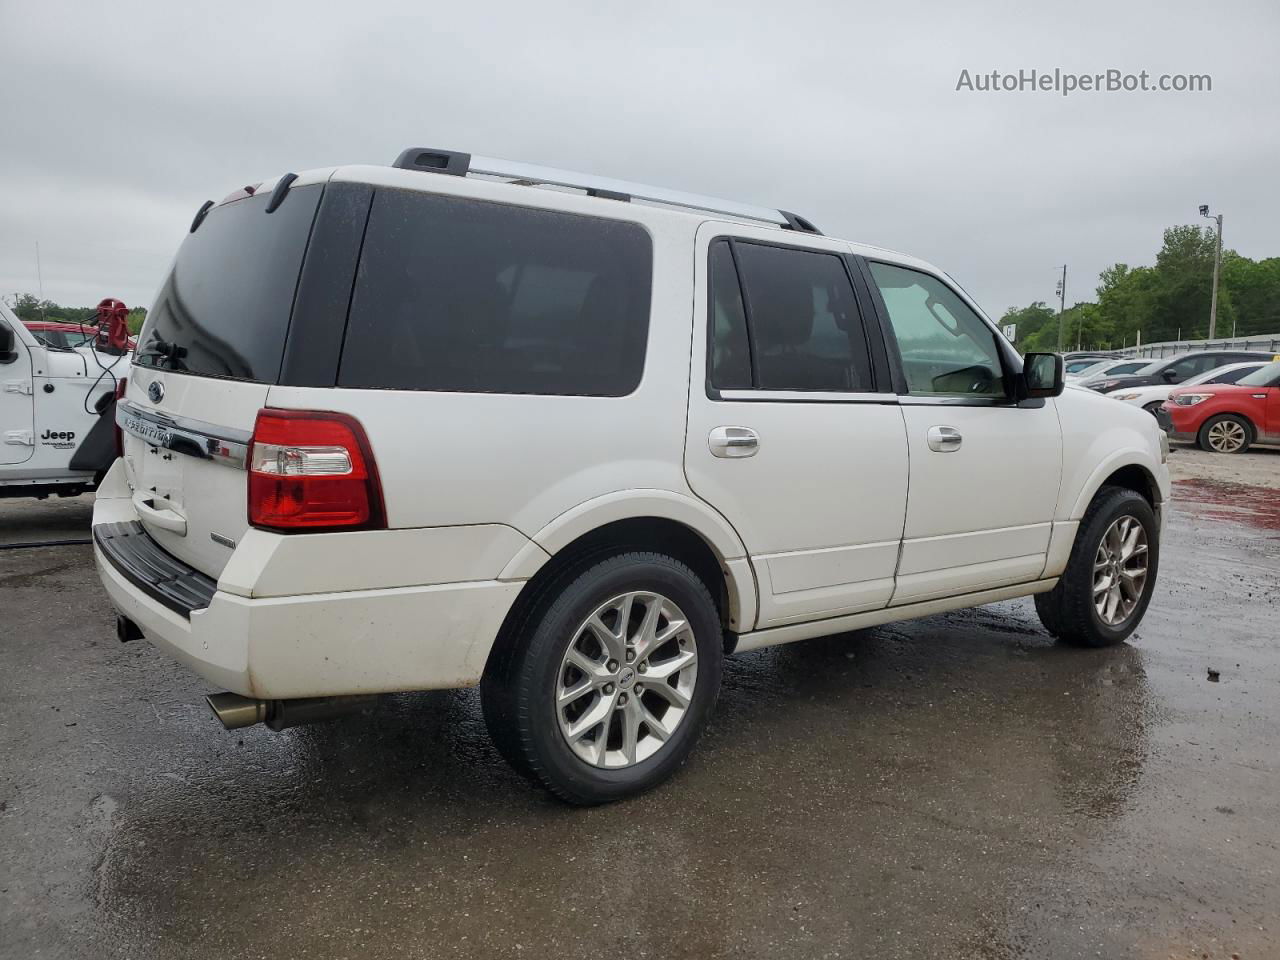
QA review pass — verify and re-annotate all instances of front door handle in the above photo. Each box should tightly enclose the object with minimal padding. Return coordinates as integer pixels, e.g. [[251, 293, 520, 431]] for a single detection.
[[926, 425, 962, 453], [709, 426, 759, 458]]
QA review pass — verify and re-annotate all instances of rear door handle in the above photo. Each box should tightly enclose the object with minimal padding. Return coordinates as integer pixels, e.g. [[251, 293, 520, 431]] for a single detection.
[[926, 425, 962, 453], [708, 426, 759, 458]]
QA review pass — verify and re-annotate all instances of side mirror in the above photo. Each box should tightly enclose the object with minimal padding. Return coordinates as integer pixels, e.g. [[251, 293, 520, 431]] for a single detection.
[[1162, 368, 1179, 383], [0, 324, 17, 364], [1021, 352, 1064, 398]]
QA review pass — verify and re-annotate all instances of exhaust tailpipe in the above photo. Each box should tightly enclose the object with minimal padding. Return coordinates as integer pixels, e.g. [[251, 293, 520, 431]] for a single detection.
[[205, 692, 375, 731], [206, 693, 269, 729], [116, 615, 143, 644]]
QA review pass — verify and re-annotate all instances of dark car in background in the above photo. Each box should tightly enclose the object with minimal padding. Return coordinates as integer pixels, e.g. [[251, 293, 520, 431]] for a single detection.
[[1085, 349, 1275, 394]]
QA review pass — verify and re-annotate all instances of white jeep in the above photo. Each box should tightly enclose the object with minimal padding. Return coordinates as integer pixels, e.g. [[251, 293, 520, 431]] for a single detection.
[[1, 305, 125, 500], [93, 149, 1169, 803]]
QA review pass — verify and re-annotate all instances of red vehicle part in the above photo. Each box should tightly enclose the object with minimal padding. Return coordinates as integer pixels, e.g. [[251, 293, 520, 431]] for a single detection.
[[1164, 372, 1280, 454]]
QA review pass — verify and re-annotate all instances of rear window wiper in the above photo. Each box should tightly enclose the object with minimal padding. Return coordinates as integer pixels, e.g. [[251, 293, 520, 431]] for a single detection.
[[135, 338, 188, 364]]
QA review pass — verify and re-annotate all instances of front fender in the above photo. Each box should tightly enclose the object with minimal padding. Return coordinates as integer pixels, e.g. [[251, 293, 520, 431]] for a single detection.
[[1056, 389, 1171, 520], [1066, 448, 1168, 520]]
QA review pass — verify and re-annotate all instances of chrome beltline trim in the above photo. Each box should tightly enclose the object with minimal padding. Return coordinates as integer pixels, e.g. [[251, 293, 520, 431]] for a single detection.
[[716, 390, 899, 404]]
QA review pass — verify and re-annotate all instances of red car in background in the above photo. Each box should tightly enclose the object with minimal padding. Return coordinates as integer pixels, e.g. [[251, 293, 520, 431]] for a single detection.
[[1162, 359, 1280, 453], [23, 320, 136, 353]]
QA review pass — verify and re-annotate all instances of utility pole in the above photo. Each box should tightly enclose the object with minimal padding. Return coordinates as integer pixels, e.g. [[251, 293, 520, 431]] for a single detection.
[[1200, 205, 1223, 340], [1055, 265, 1067, 351]]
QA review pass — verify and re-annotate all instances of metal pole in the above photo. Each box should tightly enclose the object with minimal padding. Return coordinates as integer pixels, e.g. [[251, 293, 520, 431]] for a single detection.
[[1208, 214, 1222, 339], [35, 242, 47, 321], [1056, 265, 1067, 351]]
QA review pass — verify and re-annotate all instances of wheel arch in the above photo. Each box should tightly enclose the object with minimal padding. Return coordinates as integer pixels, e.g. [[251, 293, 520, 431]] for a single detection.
[[487, 496, 757, 678], [1068, 453, 1165, 520]]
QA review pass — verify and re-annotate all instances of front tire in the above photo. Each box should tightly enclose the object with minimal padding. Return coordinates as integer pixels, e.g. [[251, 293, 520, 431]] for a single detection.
[[1198, 413, 1252, 454], [1035, 487, 1159, 647], [481, 552, 722, 805]]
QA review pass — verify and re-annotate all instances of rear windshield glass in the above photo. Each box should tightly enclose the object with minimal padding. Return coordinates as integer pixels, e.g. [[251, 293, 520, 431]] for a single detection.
[[338, 190, 653, 396], [134, 184, 322, 382]]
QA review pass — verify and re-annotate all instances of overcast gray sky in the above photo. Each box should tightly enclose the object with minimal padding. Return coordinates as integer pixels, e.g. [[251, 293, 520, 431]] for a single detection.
[[2, 0, 1277, 319]]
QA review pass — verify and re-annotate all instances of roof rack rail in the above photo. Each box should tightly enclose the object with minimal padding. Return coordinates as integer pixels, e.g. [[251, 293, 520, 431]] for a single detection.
[[390, 146, 821, 234]]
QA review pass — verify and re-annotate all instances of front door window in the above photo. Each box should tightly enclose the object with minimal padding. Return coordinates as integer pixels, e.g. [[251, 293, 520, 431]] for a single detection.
[[867, 261, 1004, 397]]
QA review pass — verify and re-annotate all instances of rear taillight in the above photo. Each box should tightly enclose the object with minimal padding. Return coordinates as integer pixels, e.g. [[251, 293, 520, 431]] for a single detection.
[[112, 376, 128, 458], [247, 409, 385, 532]]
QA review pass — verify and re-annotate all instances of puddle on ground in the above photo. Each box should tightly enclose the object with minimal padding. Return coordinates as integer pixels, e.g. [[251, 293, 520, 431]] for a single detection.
[[1173, 477, 1280, 531]]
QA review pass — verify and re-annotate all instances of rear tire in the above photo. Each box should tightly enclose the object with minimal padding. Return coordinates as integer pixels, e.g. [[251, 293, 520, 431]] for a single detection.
[[1198, 413, 1252, 454], [1035, 487, 1158, 647], [481, 552, 722, 805]]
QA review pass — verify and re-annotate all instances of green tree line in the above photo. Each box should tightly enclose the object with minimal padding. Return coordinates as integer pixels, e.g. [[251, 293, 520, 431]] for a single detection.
[[1003, 225, 1280, 352], [4, 292, 148, 335]]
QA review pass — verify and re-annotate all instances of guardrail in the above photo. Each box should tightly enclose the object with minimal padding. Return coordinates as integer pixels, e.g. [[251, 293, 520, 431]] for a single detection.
[[1117, 333, 1280, 359]]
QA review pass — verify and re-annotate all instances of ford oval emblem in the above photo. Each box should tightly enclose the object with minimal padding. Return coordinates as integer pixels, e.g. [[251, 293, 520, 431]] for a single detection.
[[148, 380, 164, 403]]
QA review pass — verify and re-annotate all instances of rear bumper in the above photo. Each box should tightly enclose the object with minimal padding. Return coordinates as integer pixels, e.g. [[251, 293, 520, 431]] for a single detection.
[[93, 479, 523, 700], [94, 520, 217, 616]]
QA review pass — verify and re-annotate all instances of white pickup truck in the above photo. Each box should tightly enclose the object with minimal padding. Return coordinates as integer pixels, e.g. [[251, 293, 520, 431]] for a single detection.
[[0, 303, 125, 500]]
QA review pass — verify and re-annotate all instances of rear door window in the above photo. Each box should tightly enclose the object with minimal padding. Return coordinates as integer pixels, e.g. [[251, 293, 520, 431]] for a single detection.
[[135, 185, 323, 382], [709, 239, 874, 392], [338, 191, 653, 396], [707, 240, 753, 390]]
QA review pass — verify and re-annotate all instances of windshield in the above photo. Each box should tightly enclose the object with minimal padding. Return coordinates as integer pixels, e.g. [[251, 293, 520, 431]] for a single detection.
[[1070, 359, 1110, 376], [1066, 359, 1104, 373], [1237, 360, 1280, 387]]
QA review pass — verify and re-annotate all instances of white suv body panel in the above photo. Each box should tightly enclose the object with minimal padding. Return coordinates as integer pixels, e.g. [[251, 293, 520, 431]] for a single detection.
[[893, 400, 1060, 604], [1055, 386, 1171, 523], [93, 163, 1171, 699], [94, 460, 523, 697], [685, 221, 910, 629], [122, 365, 266, 579]]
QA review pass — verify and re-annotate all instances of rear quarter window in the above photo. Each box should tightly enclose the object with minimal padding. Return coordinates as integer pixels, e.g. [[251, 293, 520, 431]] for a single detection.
[[337, 190, 653, 396]]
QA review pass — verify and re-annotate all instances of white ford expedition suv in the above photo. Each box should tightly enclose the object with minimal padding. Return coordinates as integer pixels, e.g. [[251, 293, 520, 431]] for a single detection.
[[94, 148, 1169, 804]]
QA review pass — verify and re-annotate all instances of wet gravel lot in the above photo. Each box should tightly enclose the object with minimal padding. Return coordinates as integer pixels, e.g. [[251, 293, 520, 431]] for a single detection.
[[2, 447, 1278, 959]]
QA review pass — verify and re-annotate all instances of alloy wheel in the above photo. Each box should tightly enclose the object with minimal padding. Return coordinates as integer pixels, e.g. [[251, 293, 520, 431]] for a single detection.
[[1206, 419, 1247, 453], [1092, 515, 1149, 626], [556, 591, 698, 769]]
